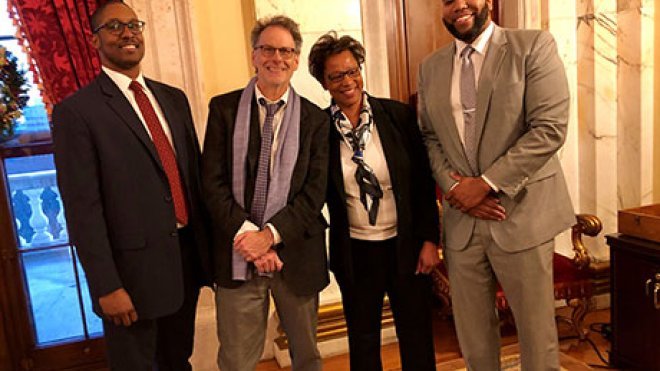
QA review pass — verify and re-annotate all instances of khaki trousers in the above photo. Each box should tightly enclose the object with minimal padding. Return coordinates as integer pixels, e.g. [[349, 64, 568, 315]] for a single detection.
[[216, 273, 321, 371], [445, 220, 560, 371]]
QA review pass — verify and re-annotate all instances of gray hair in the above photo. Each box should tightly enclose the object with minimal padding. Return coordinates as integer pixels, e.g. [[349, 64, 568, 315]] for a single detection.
[[250, 15, 302, 53]]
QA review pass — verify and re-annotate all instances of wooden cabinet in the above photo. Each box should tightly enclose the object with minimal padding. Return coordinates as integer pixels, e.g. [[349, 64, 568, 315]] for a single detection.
[[607, 234, 660, 371]]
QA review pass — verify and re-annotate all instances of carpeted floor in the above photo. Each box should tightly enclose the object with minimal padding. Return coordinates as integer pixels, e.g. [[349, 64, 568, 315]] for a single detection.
[[435, 343, 593, 371]]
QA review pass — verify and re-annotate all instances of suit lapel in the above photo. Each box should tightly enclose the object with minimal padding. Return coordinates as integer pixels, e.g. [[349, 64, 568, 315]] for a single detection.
[[247, 97, 261, 181], [369, 97, 402, 198], [99, 72, 163, 172], [475, 26, 507, 156], [431, 45, 469, 172], [328, 116, 347, 203], [146, 79, 191, 183]]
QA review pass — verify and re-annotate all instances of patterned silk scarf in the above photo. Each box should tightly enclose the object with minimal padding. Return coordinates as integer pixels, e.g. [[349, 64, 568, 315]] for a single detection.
[[331, 93, 383, 225]]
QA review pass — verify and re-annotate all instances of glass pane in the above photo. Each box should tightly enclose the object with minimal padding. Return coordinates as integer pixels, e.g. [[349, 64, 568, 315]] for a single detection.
[[21, 247, 85, 344], [0, 0, 14, 36], [0, 8, 51, 145], [5, 154, 68, 248], [5, 155, 103, 342], [75, 254, 103, 337]]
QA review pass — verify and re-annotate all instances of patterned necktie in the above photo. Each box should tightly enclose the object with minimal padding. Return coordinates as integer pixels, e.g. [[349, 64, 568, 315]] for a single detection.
[[128, 80, 188, 225], [460, 45, 478, 174], [250, 98, 283, 226]]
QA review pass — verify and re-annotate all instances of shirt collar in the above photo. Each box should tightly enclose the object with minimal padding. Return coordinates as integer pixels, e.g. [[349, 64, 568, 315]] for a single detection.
[[254, 84, 290, 106], [102, 66, 147, 91], [454, 21, 495, 57]]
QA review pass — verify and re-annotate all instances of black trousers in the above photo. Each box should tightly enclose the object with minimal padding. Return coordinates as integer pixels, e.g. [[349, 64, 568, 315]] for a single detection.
[[338, 238, 437, 371], [102, 227, 202, 371]]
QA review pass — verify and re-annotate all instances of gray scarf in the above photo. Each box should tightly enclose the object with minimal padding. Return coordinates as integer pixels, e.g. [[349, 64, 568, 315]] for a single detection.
[[231, 77, 301, 280]]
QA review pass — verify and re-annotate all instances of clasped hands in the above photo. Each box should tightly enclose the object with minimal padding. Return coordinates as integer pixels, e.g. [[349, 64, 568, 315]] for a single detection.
[[234, 228, 283, 273], [445, 172, 506, 221]]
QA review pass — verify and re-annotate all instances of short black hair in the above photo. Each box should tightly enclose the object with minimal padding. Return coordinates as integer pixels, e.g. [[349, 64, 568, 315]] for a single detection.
[[308, 32, 365, 85], [250, 15, 302, 53], [91, 0, 128, 31]]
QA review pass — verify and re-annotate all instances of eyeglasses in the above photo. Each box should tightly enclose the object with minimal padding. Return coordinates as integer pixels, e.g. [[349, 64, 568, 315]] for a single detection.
[[254, 45, 297, 60], [93, 20, 146, 35], [326, 67, 361, 84]]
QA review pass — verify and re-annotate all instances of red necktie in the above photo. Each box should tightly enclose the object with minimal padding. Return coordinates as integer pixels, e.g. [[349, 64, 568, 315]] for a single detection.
[[129, 80, 188, 225]]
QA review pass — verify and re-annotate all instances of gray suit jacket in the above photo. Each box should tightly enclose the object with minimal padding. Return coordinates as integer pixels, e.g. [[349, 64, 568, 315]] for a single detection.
[[418, 26, 575, 252]]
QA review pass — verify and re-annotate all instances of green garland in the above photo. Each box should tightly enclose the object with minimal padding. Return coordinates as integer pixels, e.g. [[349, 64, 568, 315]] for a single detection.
[[0, 46, 29, 141]]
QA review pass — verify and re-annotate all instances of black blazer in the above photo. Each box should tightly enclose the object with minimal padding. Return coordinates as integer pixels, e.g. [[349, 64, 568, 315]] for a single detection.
[[53, 72, 211, 319], [202, 89, 330, 296], [325, 96, 439, 283]]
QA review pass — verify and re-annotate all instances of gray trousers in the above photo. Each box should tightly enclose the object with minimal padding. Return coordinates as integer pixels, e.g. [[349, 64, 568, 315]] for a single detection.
[[215, 273, 321, 371], [445, 220, 560, 371]]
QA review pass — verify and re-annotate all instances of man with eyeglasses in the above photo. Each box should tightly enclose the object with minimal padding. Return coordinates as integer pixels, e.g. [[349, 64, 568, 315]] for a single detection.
[[52, 1, 210, 370], [202, 15, 329, 371]]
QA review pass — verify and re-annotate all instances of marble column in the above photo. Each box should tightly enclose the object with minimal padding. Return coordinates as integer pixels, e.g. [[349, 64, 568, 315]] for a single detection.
[[581, 0, 619, 259], [546, 0, 581, 257], [124, 0, 206, 142], [505, 0, 655, 259], [545, 0, 655, 259], [617, 0, 655, 207]]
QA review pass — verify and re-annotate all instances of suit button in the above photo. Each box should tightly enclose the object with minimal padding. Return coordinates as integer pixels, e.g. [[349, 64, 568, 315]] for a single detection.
[[170, 231, 178, 237], [164, 195, 172, 203]]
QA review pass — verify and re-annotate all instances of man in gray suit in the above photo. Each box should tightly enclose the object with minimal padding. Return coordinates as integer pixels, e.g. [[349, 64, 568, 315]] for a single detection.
[[418, 0, 575, 370]]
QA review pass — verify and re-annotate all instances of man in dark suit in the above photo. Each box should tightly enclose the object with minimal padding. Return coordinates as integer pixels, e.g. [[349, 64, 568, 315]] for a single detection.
[[418, 0, 574, 370], [202, 15, 329, 371], [52, 1, 209, 370]]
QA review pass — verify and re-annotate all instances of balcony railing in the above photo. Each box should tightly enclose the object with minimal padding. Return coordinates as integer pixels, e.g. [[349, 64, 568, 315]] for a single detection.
[[4, 156, 102, 345], [8, 169, 68, 249]]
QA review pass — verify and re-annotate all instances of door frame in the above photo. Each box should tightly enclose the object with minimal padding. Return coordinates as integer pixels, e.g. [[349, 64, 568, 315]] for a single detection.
[[0, 143, 107, 370], [384, 0, 500, 103]]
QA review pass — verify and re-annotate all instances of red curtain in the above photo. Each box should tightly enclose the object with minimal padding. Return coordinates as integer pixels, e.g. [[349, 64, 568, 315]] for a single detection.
[[7, 0, 108, 109]]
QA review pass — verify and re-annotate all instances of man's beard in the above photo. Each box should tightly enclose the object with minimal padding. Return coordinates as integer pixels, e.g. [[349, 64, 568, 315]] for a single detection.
[[443, 5, 490, 44]]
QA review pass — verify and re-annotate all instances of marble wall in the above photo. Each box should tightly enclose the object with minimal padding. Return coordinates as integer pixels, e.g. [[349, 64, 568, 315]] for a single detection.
[[574, 0, 654, 258], [507, 0, 656, 259]]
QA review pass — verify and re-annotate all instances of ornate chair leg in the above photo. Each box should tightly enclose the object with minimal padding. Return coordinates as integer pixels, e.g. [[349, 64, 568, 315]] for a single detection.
[[569, 297, 592, 341], [431, 269, 453, 318], [556, 297, 592, 345]]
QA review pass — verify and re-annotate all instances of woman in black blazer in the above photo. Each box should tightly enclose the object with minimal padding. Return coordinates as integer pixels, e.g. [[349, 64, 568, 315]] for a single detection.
[[309, 33, 440, 371]]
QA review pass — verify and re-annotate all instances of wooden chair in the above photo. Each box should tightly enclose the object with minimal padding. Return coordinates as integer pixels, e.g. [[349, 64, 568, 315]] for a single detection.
[[431, 213, 605, 341]]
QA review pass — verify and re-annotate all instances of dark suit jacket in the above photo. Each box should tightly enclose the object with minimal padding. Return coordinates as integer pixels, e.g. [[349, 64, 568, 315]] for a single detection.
[[202, 88, 330, 296], [52, 71, 211, 319], [325, 96, 439, 283]]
